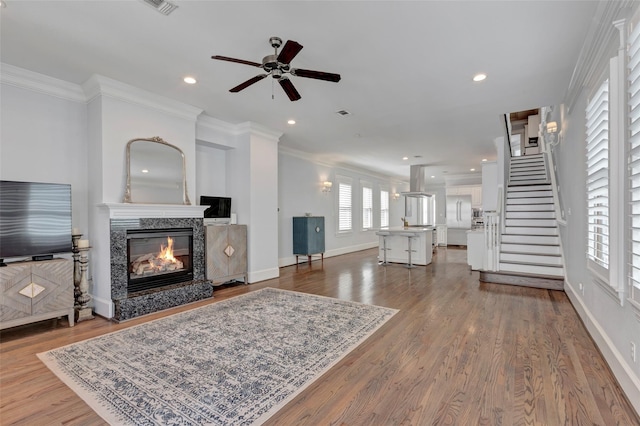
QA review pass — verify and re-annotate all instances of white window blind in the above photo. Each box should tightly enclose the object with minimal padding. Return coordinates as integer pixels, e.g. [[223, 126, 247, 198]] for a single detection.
[[380, 190, 389, 227], [586, 79, 610, 269], [362, 186, 373, 229], [629, 21, 640, 300], [338, 182, 352, 232]]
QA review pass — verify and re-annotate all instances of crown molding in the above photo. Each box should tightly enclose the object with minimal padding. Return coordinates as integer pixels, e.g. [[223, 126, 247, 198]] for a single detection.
[[235, 121, 283, 142], [566, 0, 638, 112], [82, 74, 203, 122], [197, 114, 237, 135], [0, 63, 85, 102]]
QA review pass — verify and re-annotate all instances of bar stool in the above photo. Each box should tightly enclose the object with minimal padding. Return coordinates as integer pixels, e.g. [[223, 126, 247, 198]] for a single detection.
[[402, 232, 418, 269], [376, 231, 390, 265]]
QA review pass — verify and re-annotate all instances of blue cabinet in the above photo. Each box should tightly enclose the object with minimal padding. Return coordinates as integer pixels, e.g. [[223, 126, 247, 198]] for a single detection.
[[293, 216, 325, 263]]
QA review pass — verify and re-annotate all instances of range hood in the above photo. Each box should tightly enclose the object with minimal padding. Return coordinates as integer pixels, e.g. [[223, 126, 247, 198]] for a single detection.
[[401, 165, 433, 198]]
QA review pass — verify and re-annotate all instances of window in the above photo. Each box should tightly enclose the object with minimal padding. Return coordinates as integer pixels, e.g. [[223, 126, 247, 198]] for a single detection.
[[362, 185, 373, 230], [629, 20, 640, 303], [338, 178, 352, 232], [380, 190, 389, 227], [585, 79, 610, 272]]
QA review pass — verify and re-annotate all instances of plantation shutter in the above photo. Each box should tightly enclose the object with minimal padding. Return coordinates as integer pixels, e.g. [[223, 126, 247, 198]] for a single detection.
[[629, 21, 640, 300], [362, 186, 373, 229], [586, 79, 610, 269], [380, 190, 389, 227], [338, 182, 352, 232]]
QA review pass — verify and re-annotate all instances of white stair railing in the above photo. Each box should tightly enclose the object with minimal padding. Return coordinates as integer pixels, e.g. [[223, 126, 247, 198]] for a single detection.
[[483, 186, 502, 271]]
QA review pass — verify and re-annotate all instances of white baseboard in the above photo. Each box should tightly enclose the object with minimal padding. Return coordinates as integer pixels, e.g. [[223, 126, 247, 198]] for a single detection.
[[92, 294, 114, 319], [248, 267, 279, 283], [565, 279, 640, 416], [278, 241, 378, 267]]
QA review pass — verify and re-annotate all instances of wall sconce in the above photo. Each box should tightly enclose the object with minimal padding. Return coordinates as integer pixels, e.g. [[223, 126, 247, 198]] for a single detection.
[[393, 193, 401, 200], [546, 121, 560, 146], [322, 181, 333, 193]]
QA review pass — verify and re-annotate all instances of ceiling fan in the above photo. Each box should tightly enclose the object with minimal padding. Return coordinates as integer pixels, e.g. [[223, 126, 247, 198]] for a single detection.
[[212, 36, 341, 101]]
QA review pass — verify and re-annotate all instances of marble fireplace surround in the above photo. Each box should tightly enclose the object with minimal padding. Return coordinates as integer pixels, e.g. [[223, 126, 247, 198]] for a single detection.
[[105, 204, 211, 322]]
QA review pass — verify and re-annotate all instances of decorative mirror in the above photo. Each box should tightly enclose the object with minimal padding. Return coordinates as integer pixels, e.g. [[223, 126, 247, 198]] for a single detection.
[[124, 137, 191, 205]]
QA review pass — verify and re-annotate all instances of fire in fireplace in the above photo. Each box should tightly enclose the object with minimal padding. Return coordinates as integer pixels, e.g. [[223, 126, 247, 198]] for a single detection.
[[127, 228, 193, 293]]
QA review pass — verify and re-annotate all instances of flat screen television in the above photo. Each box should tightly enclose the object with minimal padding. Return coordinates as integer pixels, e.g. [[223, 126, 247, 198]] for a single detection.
[[200, 196, 231, 220], [0, 180, 72, 260]]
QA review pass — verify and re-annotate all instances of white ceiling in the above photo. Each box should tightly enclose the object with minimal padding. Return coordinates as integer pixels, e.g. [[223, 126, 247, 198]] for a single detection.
[[0, 1, 599, 182]]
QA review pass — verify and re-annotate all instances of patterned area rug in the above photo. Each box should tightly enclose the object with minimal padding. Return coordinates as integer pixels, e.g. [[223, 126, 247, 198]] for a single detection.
[[38, 288, 398, 425]]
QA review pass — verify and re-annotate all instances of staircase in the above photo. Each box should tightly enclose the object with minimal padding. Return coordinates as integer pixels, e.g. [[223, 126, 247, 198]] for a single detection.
[[480, 154, 564, 290]]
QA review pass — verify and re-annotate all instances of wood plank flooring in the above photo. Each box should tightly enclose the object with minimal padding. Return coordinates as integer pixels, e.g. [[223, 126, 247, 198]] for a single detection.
[[1, 247, 638, 425]]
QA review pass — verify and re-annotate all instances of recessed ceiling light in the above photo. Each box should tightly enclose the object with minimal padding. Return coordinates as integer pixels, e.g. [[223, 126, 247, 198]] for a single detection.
[[431, 175, 435, 178], [287, 119, 296, 125], [472, 73, 487, 82], [402, 156, 409, 161], [470, 168, 476, 171], [142, 169, 149, 173], [183, 76, 197, 84], [482, 158, 488, 162]]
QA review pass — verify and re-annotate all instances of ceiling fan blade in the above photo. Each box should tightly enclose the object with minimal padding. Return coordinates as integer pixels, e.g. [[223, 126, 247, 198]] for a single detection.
[[279, 77, 301, 101], [212, 55, 262, 68], [291, 68, 341, 82], [277, 40, 303, 64], [230, 74, 268, 92]]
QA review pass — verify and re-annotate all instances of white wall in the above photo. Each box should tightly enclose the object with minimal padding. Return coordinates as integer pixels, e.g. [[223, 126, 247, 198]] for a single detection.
[[557, 78, 640, 414], [198, 121, 282, 283], [232, 126, 280, 282], [481, 161, 498, 211], [278, 150, 407, 266], [195, 142, 227, 200], [0, 82, 89, 259]]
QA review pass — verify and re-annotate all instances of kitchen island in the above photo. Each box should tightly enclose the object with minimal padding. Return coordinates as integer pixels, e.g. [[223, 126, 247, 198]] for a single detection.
[[376, 227, 434, 266]]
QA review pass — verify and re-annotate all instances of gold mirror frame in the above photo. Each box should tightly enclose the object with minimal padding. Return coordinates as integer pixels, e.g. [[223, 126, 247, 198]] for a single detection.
[[123, 136, 191, 205]]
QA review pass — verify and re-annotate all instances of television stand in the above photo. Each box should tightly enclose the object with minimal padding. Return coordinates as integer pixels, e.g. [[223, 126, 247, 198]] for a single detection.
[[0, 258, 74, 329]]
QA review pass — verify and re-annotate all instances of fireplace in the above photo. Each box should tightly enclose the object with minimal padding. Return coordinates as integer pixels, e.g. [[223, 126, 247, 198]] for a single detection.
[[109, 215, 211, 322], [127, 228, 193, 294]]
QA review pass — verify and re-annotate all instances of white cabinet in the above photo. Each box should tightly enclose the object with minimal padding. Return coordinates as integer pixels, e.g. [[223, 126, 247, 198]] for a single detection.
[[471, 186, 482, 208], [446, 186, 469, 196], [446, 185, 482, 208]]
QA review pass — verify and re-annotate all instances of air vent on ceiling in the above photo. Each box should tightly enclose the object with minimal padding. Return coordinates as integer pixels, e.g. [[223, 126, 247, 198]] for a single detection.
[[336, 109, 351, 116], [141, 0, 178, 15]]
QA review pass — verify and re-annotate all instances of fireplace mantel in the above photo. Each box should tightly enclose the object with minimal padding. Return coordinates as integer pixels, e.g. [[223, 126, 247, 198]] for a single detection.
[[99, 203, 207, 219]]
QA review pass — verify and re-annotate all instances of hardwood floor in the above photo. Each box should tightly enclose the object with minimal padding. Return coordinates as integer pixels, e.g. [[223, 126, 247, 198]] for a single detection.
[[1, 247, 638, 425]]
